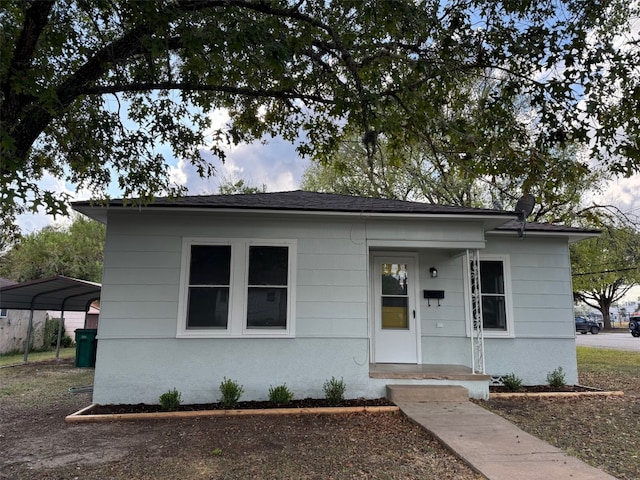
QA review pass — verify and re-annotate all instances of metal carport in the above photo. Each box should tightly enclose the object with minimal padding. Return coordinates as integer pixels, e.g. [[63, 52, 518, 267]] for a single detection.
[[0, 276, 101, 363]]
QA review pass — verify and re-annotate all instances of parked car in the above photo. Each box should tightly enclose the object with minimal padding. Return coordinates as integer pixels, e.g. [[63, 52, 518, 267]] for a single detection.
[[629, 316, 640, 337], [575, 316, 600, 334]]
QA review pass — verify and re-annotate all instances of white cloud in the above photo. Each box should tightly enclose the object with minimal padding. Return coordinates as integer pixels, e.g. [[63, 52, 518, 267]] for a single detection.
[[593, 175, 640, 222], [171, 137, 309, 194]]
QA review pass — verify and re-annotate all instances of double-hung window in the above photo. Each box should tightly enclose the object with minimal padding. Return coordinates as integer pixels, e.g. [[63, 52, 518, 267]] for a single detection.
[[480, 260, 507, 329], [467, 255, 514, 338], [178, 238, 296, 337], [246, 246, 289, 329], [479, 255, 513, 337]]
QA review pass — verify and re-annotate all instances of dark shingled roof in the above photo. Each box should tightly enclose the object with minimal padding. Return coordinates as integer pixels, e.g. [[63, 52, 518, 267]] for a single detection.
[[73, 190, 516, 217], [73, 190, 599, 236]]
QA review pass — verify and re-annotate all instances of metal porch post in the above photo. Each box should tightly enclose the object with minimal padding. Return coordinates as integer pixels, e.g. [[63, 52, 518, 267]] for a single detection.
[[467, 249, 485, 374]]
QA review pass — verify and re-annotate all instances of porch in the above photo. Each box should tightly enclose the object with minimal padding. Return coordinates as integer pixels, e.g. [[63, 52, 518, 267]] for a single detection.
[[369, 363, 491, 400], [369, 363, 490, 380]]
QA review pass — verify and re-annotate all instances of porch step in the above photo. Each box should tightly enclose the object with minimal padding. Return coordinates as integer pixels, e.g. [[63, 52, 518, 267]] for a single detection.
[[386, 385, 469, 403]]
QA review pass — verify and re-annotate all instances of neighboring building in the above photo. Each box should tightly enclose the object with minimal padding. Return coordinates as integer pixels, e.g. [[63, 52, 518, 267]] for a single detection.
[[0, 278, 48, 354], [73, 191, 598, 405], [48, 304, 101, 342]]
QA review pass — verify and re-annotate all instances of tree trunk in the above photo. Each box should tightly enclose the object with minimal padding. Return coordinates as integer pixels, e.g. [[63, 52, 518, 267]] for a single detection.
[[599, 299, 613, 330]]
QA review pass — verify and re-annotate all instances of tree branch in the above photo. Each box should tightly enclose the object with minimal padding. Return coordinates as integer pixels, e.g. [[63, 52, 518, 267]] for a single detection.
[[1, 1, 55, 125], [79, 82, 340, 105]]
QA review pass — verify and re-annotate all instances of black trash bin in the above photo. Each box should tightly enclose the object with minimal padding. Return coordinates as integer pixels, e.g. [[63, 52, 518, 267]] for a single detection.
[[75, 328, 98, 368]]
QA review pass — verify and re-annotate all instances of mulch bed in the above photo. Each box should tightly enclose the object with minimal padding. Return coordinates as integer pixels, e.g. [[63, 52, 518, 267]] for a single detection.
[[83, 397, 394, 415], [82, 387, 602, 415], [83, 386, 606, 415]]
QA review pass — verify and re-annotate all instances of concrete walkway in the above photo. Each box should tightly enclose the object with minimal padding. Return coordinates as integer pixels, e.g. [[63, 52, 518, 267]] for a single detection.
[[398, 401, 617, 480]]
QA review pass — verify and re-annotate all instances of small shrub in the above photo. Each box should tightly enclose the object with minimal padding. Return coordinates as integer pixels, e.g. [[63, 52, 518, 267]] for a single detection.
[[159, 388, 182, 411], [60, 335, 74, 348], [44, 318, 66, 348], [323, 376, 346, 406], [219, 377, 244, 408], [547, 366, 566, 387], [268, 384, 294, 406], [501, 373, 523, 392]]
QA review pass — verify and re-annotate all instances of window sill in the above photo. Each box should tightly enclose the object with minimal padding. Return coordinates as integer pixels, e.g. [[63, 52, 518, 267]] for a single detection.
[[176, 332, 295, 339], [480, 331, 515, 339]]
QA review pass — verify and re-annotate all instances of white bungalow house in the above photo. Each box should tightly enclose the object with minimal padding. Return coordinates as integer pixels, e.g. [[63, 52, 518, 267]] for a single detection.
[[73, 191, 598, 404]]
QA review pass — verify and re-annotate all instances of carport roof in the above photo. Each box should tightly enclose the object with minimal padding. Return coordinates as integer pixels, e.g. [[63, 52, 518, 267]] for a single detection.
[[0, 275, 101, 312]]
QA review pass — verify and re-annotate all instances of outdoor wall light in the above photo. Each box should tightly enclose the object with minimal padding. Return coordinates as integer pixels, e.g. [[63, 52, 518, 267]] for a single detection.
[[429, 267, 438, 278]]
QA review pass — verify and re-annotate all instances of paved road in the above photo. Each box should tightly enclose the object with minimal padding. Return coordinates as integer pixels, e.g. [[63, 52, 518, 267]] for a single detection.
[[575, 331, 640, 351]]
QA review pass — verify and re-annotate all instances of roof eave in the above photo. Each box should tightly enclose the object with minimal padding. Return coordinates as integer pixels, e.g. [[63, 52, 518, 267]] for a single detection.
[[488, 230, 601, 243], [73, 203, 517, 228]]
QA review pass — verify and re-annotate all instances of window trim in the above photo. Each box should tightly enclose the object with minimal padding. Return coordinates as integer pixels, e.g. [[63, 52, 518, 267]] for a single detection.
[[466, 254, 515, 338], [177, 238, 296, 338]]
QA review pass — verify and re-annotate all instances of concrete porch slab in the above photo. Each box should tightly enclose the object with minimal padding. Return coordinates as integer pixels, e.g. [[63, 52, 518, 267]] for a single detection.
[[370, 363, 490, 381], [386, 385, 469, 402]]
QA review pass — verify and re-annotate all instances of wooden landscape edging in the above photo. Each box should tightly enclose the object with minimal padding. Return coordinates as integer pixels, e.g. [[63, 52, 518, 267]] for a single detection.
[[65, 404, 400, 423], [490, 390, 624, 399]]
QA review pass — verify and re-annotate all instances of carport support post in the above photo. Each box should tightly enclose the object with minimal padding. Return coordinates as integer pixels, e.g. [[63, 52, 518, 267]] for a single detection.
[[23, 308, 34, 364], [55, 309, 65, 360]]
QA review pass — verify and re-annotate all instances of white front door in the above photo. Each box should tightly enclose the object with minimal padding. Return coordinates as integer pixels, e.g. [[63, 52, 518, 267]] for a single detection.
[[373, 256, 419, 363]]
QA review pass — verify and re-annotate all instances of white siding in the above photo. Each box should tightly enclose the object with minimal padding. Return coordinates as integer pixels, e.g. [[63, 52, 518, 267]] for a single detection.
[[94, 212, 374, 403], [480, 236, 578, 384], [484, 236, 575, 339]]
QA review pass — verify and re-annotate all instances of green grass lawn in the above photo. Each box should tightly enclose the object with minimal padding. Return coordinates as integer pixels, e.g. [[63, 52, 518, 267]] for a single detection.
[[0, 347, 76, 367], [576, 345, 640, 375]]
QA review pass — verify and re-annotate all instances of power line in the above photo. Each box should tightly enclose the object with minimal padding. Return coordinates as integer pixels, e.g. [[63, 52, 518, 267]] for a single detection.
[[573, 266, 638, 276]]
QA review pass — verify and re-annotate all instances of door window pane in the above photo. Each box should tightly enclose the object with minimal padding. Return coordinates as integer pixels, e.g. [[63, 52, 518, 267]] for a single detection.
[[382, 297, 408, 329], [382, 263, 408, 295], [381, 263, 409, 329]]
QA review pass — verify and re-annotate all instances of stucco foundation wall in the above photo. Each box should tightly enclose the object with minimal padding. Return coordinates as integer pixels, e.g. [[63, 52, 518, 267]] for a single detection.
[[92, 337, 492, 404], [484, 337, 579, 385], [92, 337, 378, 404]]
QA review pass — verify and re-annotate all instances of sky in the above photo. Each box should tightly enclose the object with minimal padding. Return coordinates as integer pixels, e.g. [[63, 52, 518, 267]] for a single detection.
[[167, 109, 310, 197]]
